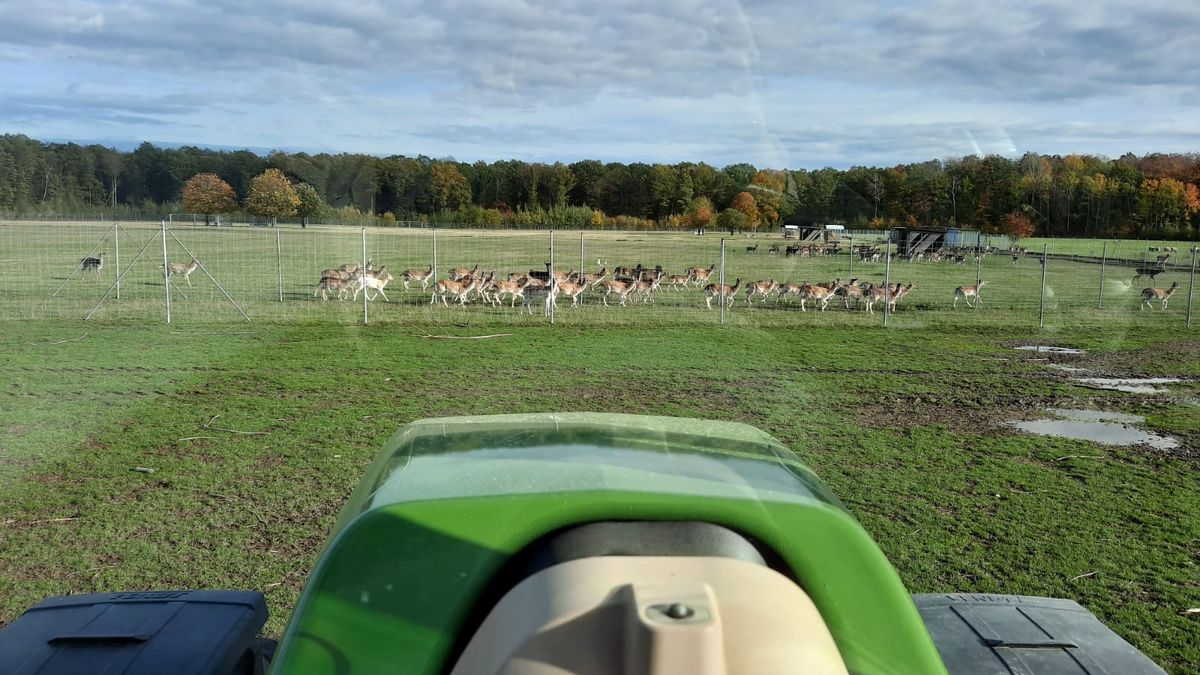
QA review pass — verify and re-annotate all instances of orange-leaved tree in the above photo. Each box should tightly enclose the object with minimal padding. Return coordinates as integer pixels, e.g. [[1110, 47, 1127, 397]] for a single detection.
[[245, 169, 300, 226], [1002, 211, 1035, 239], [730, 191, 759, 231], [182, 173, 237, 226]]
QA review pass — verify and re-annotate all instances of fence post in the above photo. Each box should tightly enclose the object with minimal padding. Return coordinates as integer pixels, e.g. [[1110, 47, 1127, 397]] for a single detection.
[[1039, 243, 1048, 327], [275, 228, 284, 303], [114, 223, 121, 300], [1097, 241, 1107, 309], [579, 231, 585, 286], [432, 227, 438, 281], [719, 238, 726, 326], [549, 229, 555, 324], [848, 235, 854, 277], [361, 227, 368, 325], [1187, 246, 1197, 328], [161, 219, 171, 324], [883, 242, 892, 327], [975, 231, 982, 289]]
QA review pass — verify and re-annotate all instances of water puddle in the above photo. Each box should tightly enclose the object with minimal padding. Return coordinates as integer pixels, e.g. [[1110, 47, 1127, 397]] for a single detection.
[[1013, 345, 1085, 354], [1045, 364, 1088, 373], [1008, 409, 1179, 450], [1073, 377, 1182, 394]]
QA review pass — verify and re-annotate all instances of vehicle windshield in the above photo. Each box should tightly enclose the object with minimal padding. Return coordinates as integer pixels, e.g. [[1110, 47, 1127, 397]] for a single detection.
[[1, 1, 1197, 672]]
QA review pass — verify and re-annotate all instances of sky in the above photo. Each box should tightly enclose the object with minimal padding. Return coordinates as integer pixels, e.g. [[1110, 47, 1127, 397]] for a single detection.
[[1, 0, 1198, 169]]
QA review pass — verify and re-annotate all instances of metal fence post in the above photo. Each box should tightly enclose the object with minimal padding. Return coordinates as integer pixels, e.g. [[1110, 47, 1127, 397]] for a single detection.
[[161, 219, 171, 324], [1039, 243, 1048, 327], [848, 235, 854, 277], [579, 231, 585, 286], [114, 223, 121, 300], [1097, 241, 1107, 309], [549, 229, 555, 324], [432, 227, 438, 281], [719, 238, 726, 326], [1187, 246, 1197, 328], [361, 227, 368, 325], [276, 228, 284, 302], [883, 243, 892, 327], [975, 231, 982, 289]]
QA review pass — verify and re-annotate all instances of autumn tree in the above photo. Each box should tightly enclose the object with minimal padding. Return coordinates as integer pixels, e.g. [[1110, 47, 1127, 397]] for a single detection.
[[1135, 177, 1198, 236], [245, 168, 300, 226], [293, 182, 326, 228], [730, 191, 759, 231], [182, 173, 237, 226], [430, 162, 472, 211], [1001, 211, 1035, 239], [683, 196, 714, 230]]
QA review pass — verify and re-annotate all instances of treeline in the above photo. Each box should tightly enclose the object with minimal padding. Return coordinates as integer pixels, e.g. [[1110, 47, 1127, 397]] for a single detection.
[[1, 133, 1198, 238]]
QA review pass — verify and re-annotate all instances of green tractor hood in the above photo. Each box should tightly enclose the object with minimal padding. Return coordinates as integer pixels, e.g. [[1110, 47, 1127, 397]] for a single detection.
[[272, 413, 946, 674]]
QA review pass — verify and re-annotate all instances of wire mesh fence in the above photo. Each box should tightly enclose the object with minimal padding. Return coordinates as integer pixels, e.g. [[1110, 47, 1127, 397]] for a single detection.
[[2, 220, 1196, 328]]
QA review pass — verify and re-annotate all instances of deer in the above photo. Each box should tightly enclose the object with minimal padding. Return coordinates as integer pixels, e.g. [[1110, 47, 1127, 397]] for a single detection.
[[885, 283, 915, 313], [834, 279, 865, 308], [775, 282, 805, 304], [449, 264, 479, 281], [556, 279, 588, 307], [338, 262, 360, 275], [550, 268, 576, 284], [432, 275, 479, 306], [665, 273, 692, 292], [80, 253, 104, 275], [319, 268, 353, 282], [580, 267, 608, 288], [401, 265, 434, 291], [313, 276, 353, 301], [164, 258, 200, 287], [784, 245, 801, 257], [799, 283, 835, 312], [633, 273, 663, 303], [745, 243, 758, 253], [687, 264, 715, 287], [598, 278, 637, 306], [745, 279, 778, 305], [704, 278, 741, 309], [768, 245, 781, 256], [1132, 266, 1166, 283], [490, 277, 532, 308], [352, 270, 394, 302], [522, 279, 558, 316], [1141, 281, 1179, 310], [953, 281, 986, 309]]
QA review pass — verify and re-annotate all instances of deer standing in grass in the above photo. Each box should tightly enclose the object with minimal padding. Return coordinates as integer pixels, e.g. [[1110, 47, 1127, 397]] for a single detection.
[[598, 279, 637, 306], [704, 278, 741, 309], [80, 253, 104, 276], [164, 258, 200, 287], [953, 281, 985, 309], [1141, 281, 1179, 310]]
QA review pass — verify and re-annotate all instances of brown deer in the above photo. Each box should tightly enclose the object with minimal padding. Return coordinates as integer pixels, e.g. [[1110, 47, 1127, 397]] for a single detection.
[[598, 279, 637, 306], [704, 278, 742, 309], [400, 265, 433, 291], [1141, 281, 1179, 310], [953, 281, 986, 309], [687, 264, 716, 287]]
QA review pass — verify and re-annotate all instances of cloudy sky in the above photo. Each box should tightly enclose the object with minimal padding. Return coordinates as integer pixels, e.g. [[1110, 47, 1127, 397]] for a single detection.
[[1, 0, 1198, 168]]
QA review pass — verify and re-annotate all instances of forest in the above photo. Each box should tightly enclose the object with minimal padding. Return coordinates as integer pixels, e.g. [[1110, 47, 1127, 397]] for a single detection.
[[1, 133, 1198, 238]]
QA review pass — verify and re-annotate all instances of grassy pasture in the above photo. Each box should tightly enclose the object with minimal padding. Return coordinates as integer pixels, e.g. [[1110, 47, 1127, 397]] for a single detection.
[[1, 221, 1199, 671], [1, 221, 1195, 328]]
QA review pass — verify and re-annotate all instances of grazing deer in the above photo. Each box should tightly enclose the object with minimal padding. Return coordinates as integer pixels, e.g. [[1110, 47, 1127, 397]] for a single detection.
[[1132, 267, 1165, 283], [432, 276, 479, 306], [401, 265, 433, 291], [745, 244, 758, 253], [449, 264, 479, 281], [953, 281, 986, 309], [1141, 281, 1179, 310], [745, 279, 778, 305], [704, 278, 742, 309], [687, 264, 715, 287], [81, 253, 104, 275], [164, 258, 200, 287], [599, 279, 637, 306]]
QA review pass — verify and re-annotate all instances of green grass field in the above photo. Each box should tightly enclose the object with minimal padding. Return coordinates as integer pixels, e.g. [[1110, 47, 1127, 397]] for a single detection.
[[1, 222, 1199, 671], [1, 221, 1196, 327]]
